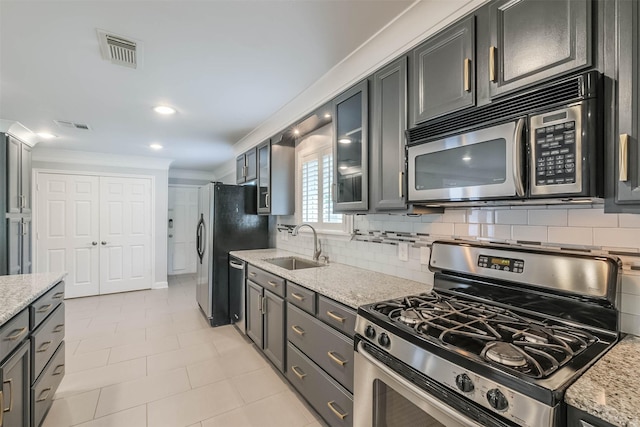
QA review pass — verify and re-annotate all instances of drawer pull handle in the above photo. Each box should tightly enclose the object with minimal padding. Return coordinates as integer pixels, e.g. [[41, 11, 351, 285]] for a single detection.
[[0, 390, 3, 426], [291, 325, 305, 336], [267, 280, 279, 288], [36, 388, 51, 402], [4, 327, 27, 341], [291, 365, 306, 380], [53, 324, 64, 333], [620, 133, 629, 182], [489, 46, 497, 82], [52, 292, 64, 300], [249, 272, 257, 277], [53, 364, 65, 376], [37, 304, 52, 314], [291, 292, 305, 301], [463, 58, 471, 92], [327, 351, 348, 367], [37, 341, 52, 353], [327, 401, 348, 420], [326, 311, 346, 323], [3, 379, 13, 413]]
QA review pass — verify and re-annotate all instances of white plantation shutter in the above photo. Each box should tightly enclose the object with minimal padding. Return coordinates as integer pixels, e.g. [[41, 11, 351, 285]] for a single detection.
[[322, 154, 342, 223], [302, 158, 319, 223]]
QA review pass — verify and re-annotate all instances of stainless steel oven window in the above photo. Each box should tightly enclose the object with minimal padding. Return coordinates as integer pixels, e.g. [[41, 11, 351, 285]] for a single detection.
[[373, 379, 446, 427]]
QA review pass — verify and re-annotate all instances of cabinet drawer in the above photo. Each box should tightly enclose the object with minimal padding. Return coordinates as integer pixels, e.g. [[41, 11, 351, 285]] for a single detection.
[[247, 265, 285, 298], [32, 341, 65, 427], [31, 303, 65, 383], [286, 282, 316, 314], [287, 343, 353, 427], [30, 281, 64, 329], [0, 309, 29, 361], [287, 305, 354, 392], [318, 297, 356, 338]]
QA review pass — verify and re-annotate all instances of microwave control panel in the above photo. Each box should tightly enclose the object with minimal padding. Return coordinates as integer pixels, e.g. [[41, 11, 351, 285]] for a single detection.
[[534, 121, 576, 186], [477, 255, 524, 273]]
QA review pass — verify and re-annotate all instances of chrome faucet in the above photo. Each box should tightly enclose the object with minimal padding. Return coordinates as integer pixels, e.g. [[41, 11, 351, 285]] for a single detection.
[[291, 223, 322, 261]]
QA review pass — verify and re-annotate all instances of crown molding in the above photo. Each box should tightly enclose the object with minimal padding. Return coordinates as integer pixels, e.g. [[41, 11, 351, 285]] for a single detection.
[[32, 147, 174, 170], [0, 120, 39, 147]]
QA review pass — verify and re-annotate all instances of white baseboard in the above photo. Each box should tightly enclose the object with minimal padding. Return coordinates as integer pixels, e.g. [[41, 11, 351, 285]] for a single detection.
[[153, 281, 169, 289]]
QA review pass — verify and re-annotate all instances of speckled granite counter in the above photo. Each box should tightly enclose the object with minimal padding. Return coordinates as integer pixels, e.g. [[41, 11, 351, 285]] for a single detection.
[[565, 335, 640, 426], [230, 248, 429, 309], [0, 272, 67, 324]]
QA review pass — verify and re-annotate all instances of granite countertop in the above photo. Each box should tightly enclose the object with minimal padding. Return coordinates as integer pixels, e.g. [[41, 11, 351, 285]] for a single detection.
[[565, 335, 640, 426], [0, 272, 67, 324], [230, 248, 429, 309]]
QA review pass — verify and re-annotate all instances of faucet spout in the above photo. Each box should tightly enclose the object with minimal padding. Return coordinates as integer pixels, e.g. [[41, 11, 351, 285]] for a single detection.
[[291, 223, 322, 261]]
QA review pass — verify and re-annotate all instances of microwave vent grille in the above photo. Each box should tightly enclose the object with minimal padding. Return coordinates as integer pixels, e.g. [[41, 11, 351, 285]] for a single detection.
[[407, 74, 586, 145]]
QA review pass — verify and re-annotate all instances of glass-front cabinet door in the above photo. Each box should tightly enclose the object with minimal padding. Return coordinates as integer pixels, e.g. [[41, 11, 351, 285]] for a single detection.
[[333, 80, 369, 212], [257, 139, 270, 214]]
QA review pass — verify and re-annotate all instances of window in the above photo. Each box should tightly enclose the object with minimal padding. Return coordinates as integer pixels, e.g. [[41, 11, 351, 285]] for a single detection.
[[296, 124, 348, 233]]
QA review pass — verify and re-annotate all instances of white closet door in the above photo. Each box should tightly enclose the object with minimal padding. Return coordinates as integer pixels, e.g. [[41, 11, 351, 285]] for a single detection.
[[99, 176, 152, 294], [168, 186, 198, 275], [36, 174, 100, 298]]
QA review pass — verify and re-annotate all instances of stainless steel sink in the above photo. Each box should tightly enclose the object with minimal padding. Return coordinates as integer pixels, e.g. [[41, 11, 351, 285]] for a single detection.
[[265, 257, 326, 270]]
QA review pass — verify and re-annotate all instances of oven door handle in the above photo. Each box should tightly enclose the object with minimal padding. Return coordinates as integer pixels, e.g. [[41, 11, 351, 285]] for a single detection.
[[513, 117, 526, 198], [356, 342, 485, 427]]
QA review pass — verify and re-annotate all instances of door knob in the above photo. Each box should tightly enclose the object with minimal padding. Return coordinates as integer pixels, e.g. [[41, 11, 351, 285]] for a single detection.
[[169, 234, 173, 238], [101, 241, 107, 245], [92, 241, 98, 246]]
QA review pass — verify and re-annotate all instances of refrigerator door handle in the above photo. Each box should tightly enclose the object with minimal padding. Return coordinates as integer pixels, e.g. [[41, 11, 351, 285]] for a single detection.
[[196, 214, 206, 263]]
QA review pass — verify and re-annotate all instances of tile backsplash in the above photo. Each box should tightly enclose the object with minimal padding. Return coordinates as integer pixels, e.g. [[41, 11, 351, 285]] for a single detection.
[[275, 205, 640, 336]]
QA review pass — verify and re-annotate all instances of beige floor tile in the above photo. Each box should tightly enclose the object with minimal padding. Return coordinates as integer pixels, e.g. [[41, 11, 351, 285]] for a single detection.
[[147, 380, 243, 427], [114, 313, 173, 333], [41, 389, 100, 427], [201, 407, 254, 427], [243, 390, 314, 427], [186, 357, 227, 388], [56, 357, 146, 399], [231, 366, 288, 404], [177, 327, 219, 348], [108, 334, 179, 364], [75, 405, 147, 427], [147, 342, 219, 374], [65, 339, 81, 356], [75, 328, 146, 354], [65, 322, 118, 342], [211, 325, 251, 354], [218, 345, 268, 377], [95, 367, 191, 418], [65, 348, 110, 374], [146, 317, 209, 340]]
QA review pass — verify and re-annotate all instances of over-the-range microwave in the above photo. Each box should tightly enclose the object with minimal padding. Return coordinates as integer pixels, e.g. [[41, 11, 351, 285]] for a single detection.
[[406, 72, 603, 206]]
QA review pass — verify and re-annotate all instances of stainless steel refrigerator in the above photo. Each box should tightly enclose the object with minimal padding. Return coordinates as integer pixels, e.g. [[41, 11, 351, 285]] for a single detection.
[[195, 183, 268, 326]]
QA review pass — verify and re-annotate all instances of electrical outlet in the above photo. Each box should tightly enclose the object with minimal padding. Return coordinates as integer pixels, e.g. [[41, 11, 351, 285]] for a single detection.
[[398, 242, 409, 261], [420, 246, 430, 264]]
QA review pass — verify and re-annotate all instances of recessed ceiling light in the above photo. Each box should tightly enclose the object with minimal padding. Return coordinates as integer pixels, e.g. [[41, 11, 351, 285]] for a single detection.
[[338, 138, 351, 144], [324, 113, 331, 119], [36, 132, 57, 139], [153, 105, 176, 115], [293, 129, 300, 135], [462, 156, 472, 161], [149, 143, 163, 150]]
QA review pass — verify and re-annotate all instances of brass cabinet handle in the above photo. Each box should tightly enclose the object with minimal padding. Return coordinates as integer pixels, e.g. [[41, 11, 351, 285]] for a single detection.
[[464, 58, 471, 92], [327, 351, 348, 367], [290, 292, 305, 301], [52, 364, 65, 376], [620, 134, 629, 182], [265, 193, 270, 209], [37, 341, 52, 353], [291, 365, 306, 380], [3, 379, 13, 413], [249, 272, 257, 278], [0, 390, 4, 426], [37, 304, 52, 314], [261, 295, 266, 314], [53, 324, 64, 333], [4, 327, 27, 341], [267, 280, 279, 288], [36, 388, 51, 402], [489, 46, 497, 82], [291, 325, 305, 336], [327, 401, 348, 420], [326, 311, 346, 323], [53, 292, 64, 300]]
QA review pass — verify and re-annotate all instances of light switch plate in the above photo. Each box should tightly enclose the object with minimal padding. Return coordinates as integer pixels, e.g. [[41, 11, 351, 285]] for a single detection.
[[398, 243, 409, 261], [420, 246, 430, 265]]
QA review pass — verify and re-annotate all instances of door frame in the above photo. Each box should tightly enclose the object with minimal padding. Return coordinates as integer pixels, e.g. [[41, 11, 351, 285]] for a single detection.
[[167, 183, 200, 276], [33, 168, 157, 290]]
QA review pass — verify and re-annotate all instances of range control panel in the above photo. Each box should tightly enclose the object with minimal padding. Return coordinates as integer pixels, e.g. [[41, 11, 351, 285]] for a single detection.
[[478, 255, 524, 273], [534, 120, 576, 186]]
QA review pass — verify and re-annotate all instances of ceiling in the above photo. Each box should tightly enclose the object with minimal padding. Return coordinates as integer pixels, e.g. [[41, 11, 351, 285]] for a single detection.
[[0, 0, 413, 172]]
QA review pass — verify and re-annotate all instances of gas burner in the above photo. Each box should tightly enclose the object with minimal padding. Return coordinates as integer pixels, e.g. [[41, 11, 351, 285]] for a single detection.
[[522, 329, 550, 344], [483, 342, 527, 367], [399, 309, 422, 325]]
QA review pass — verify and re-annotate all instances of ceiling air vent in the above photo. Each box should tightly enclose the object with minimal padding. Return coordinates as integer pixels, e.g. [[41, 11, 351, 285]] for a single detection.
[[54, 120, 92, 131], [97, 29, 143, 69]]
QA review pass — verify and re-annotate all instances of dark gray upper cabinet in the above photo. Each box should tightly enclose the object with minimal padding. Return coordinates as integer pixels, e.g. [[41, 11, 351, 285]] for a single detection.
[[257, 135, 295, 215], [612, 0, 640, 206], [411, 16, 475, 125], [333, 80, 369, 212], [488, 0, 592, 98], [371, 57, 409, 211], [236, 147, 257, 184]]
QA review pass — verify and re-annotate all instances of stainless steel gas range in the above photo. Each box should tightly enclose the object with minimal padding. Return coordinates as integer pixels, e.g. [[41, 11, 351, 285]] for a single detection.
[[353, 240, 620, 427]]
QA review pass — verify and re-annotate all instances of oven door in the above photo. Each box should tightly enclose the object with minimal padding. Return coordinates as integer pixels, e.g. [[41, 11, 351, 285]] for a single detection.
[[408, 119, 526, 203], [354, 341, 514, 427]]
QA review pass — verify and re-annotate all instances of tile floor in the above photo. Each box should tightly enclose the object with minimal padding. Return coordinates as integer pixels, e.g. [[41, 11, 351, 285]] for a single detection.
[[43, 274, 326, 427]]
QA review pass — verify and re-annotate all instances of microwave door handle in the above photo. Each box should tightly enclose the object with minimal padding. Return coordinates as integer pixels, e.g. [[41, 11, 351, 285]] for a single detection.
[[513, 118, 526, 197]]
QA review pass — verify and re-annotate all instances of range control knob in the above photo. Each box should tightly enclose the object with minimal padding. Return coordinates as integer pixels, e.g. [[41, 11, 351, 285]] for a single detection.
[[486, 389, 509, 411], [365, 325, 376, 339], [378, 333, 390, 348], [455, 373, 474, 393]]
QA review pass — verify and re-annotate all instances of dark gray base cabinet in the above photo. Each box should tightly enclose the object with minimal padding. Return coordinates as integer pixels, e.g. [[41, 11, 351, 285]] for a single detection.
[[1, 341, 30, 427], [246, 280, 264, 348]]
